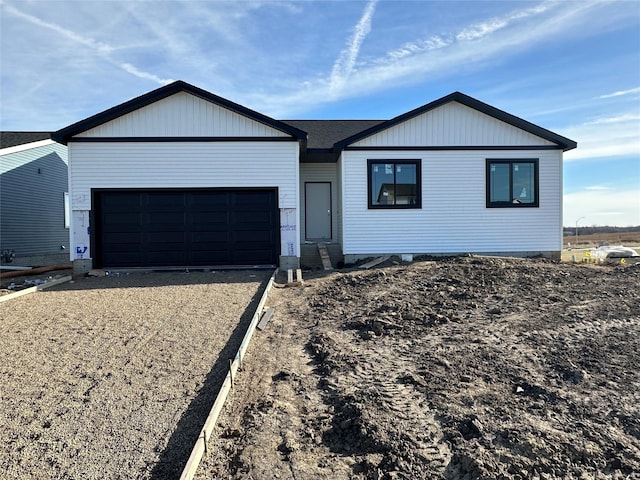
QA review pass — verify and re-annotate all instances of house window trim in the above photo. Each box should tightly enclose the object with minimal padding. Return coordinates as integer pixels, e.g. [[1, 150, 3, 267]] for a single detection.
[[367, 159, 422, 209], [486, 158, 539, 208]]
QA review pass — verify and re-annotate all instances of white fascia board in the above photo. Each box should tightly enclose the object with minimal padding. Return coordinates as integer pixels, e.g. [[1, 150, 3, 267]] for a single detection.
[[0, 139, 56, 156]]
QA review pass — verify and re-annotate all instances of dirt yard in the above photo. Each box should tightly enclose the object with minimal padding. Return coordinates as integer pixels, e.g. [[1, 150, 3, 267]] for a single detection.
[[0, 270, 272, 479], [200, 257, 640, 480]]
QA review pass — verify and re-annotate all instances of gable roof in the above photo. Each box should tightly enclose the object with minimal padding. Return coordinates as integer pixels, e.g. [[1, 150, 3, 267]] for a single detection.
[[1, 132, 52, 149], [51, 80, 307, 145], [333, 92, 577, 152]]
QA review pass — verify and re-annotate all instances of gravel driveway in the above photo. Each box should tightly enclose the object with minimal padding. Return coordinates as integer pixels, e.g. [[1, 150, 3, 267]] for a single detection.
[[0, 269, 272, 479]]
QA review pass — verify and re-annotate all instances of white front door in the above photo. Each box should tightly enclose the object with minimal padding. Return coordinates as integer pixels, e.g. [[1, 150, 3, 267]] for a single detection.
[[305, 182, 332, 240]]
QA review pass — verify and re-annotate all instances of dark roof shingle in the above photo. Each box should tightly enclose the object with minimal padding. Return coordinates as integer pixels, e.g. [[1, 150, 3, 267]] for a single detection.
[[282, 120, 384, 150], [1, 132, 51, 149]]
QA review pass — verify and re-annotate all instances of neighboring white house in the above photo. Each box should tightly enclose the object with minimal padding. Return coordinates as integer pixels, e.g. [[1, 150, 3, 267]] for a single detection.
[[51, 81, 576, 273], [0, 132, 70, 266]]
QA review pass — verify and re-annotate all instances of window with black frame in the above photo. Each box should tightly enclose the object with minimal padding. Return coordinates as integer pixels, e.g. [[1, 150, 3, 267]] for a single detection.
[[486, 159, 538, 208], [368, 159, 421, 209]]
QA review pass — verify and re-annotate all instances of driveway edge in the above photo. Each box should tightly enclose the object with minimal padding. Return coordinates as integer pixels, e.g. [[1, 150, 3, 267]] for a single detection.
[[179, 268, 278, 480], [0, 276, 73, 304]]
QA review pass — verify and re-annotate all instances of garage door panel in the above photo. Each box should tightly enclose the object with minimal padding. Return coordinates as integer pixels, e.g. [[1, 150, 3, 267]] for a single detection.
[[147, 232, 186, 244], [191, 231, 229, 243], [146, 212, 185, 225], [95, 189, 279, 267], [232, 249, 274, 264], [234, 230, 274, 242], [234, 191, 272, 206], [191, 251, 230, 263], [189, 194, 229, 208], [233, 211, 274, 223], [102, 193, 141, 210], [189, 211, 229, 225], [103, 212, 141, 227], [146, 252, 187, 265], [102, 244, 144, 255], [102, 251, 143, 265], [146, 193, 185, 207], [103, 232, 144, 244]]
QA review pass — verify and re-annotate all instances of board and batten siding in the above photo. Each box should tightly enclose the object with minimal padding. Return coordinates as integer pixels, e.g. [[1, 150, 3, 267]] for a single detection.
[[68, 141, 299, 259], [352, 102, 556, 148], [299, 163, 339, 242], [0, 141, 69, 258], [77, 92, 290, 138], [340, 149, 562, 256]]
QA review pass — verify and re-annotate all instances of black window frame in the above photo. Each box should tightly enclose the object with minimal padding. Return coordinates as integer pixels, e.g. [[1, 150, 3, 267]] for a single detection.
[[486, 158, 539, 208], [367, 159, 422, 209]]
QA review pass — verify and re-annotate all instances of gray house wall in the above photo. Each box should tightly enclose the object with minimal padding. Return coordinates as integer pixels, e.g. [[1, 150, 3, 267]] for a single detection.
[[0, 141, 70, 266]]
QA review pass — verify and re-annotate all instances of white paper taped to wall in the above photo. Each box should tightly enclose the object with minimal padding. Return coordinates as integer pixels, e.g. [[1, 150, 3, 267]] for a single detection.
[[72, 210, 90, 259], [280, 208, 297, 256]]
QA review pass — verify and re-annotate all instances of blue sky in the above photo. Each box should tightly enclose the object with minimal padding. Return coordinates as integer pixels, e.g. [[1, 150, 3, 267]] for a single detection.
[[1, 0, 638, 227]]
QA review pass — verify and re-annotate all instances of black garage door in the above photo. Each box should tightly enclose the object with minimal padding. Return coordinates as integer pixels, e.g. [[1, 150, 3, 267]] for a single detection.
[[93, 189, 279, 268]]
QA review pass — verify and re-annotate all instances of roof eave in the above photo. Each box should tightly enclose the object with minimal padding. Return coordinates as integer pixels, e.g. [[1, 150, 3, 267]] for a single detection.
[[52, 80, 307, 145], [333, 91, 577, 152]]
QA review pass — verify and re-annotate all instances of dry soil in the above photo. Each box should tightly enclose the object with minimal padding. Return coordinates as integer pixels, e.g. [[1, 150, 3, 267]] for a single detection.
[[199, 257, 640, 480]]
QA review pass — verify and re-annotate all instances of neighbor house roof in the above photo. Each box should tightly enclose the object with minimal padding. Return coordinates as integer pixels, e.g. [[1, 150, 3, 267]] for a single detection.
[[333, 92, 577, 152], [1, 132, 52, 149], [51, 80, 308, 145]]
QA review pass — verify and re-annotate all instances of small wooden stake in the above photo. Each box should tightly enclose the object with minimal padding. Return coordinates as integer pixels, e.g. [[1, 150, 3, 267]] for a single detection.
[[257, 307, 275, 331], [229, 359, 234, 387]]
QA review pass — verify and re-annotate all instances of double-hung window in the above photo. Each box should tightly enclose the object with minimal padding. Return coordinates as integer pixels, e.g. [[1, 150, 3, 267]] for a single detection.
[[486, 159, 538, 208], [368, 159, 421, 209]]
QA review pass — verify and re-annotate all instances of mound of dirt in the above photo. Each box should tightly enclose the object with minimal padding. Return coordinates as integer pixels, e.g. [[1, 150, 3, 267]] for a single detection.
[[200, 257, 640, 480]]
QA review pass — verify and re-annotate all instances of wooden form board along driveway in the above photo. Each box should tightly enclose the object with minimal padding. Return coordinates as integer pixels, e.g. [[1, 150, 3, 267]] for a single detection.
[[0, 270, 272, 479]]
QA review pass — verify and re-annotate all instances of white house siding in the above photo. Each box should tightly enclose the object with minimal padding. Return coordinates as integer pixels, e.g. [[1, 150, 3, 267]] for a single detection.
[[68, 141, 299, 261], [340, 149, 562, 258], [352, 102, 556, 147], [77, 92, 289, 138], [0, 142, 69, 260], [299, 163, 339, 242], [337, 157, 344, 247]]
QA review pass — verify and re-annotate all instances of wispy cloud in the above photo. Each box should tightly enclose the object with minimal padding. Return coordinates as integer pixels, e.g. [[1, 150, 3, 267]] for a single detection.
[[120, 63, 173, 85], [596, 87, 640, 99], [583, 114, 640, 125], [3, 2, 172, 86], [563, 111, 640, 161], [455, 3, 552, 42], [385, 36, 450, 60], [564, 188, 640, 227], [258, 0, 604, 117], [3, 3, 114, 54], [329, 0, 377, 95], [584, 185, 613, 191]]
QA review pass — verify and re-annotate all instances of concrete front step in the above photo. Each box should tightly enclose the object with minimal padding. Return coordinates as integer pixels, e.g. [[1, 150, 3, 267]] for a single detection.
[[300, 243, 343, 270]]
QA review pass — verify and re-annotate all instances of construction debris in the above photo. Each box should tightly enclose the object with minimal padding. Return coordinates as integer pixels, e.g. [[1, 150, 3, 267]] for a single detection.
[[257, 307, 275, 331], [358, 255, 391, 269]]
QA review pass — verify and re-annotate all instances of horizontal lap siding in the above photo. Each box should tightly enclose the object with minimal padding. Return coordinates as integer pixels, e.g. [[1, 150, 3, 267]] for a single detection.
[[341, 150, 562, 254], [69, 142, 299, 210], [0, 143, 69, 256]]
